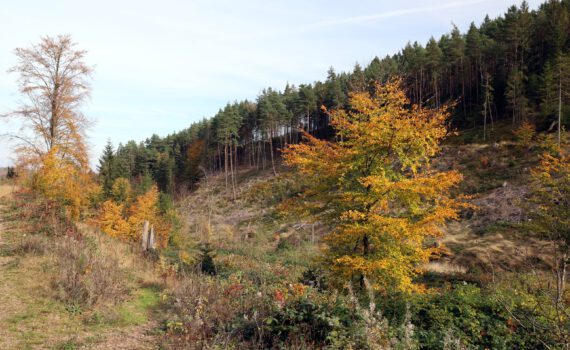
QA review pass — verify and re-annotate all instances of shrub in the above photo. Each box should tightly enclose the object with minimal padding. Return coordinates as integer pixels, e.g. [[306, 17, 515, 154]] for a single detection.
[[197, 244, 217, 275], [52, 236, 126, 307], [6, 166, 16, 179], [513, 121, 536, 148], [12, 190, 77, 237], [262, 296, 366, 348], [12, 234, 47, 256], [409, 284, 549, 350], [162, 275, 264, 349]]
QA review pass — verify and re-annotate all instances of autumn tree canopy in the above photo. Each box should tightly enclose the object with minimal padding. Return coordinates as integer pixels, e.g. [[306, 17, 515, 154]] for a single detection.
[[6, 34, 93, 167], [283, 80, 465, 294]]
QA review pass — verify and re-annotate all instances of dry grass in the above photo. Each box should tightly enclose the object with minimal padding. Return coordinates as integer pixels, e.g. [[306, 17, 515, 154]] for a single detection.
[[52, 235, 127, 307], [425, 261, 468, 275], [0, 184, 16, 198], [0, 190, 164, 349]]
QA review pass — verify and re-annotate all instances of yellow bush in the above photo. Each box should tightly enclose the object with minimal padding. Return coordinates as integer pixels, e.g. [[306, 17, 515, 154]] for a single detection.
[[31, 147, 96, 220], [513, 121, 536, 147], [97, 200, 130, 238], [98, 185, 170, 248]]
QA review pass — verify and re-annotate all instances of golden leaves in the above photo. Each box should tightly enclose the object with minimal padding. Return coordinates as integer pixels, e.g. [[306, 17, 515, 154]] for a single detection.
[[97, 185, 171, 248], [282, 80, 464, 294], [31, 146, 97, 220]]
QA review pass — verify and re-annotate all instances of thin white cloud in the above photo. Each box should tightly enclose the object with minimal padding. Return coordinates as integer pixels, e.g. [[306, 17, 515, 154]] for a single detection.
[[298, 0, 493, 31]]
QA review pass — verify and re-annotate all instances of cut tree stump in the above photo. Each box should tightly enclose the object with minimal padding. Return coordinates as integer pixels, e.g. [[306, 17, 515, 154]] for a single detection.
[[141, 220, 156, 251]]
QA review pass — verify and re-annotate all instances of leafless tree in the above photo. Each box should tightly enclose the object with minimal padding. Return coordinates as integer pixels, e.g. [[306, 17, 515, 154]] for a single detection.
[[3, 35, 93, 167]]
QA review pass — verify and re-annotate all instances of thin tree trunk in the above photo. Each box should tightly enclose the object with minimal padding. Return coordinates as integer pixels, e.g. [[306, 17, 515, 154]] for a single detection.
[[512, 77, 517, 126], [229, 142, 236, 200], [217, 144, 222, 172], [234, 141, 238, 175], [269, 129, 277, 176], [462, 57, 466, 121], [234, 141, 238, 190], [420, 67, 423, 104], [556, 249, 568, 305], [483, 94, 487, 142], [359, 233, 370, 290], [559, 65, 562, 147], [224, 143, 228, 192], [262, 138, 266, 170]]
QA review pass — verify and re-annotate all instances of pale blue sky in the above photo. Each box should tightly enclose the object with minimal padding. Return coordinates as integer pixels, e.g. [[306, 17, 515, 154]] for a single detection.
[[0, 0, 544, 168]]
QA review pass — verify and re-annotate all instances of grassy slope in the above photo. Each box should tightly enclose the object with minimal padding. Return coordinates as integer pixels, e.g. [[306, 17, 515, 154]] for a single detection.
[[0, 184, 161, 350], [175, 124, 566, 284], [0, 125, 566, 348]]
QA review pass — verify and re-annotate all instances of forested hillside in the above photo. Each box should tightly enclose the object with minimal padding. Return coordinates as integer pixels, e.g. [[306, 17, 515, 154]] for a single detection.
[[98, 0, 570, 195], [2, 1, 570, 349]]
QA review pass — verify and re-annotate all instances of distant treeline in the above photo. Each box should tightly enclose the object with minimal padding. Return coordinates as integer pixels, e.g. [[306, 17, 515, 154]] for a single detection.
[[99, 0, 570, 194]]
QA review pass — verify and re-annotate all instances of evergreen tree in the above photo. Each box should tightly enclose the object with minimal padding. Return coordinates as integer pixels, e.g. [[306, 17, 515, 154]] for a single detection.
[[98, 140, 116, 198], [542, 53, 570, 144]]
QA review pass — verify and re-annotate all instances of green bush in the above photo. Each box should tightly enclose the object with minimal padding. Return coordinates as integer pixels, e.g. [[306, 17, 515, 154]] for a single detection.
[[407, 284, 551, 350], [262, 296, 365, 348]]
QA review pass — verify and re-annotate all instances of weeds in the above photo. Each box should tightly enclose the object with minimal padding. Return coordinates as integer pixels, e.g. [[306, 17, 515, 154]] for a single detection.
[[52, 236, 127, 307]]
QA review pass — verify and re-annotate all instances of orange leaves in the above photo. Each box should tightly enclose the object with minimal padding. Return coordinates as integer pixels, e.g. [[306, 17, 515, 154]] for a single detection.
[[31, 146, 97, 220], [283, 131, 344, 177], [98, 200, 130, 238], [282, 80, 464, 294], [97, 185, 171, 248], [513, 121, 536, 148]]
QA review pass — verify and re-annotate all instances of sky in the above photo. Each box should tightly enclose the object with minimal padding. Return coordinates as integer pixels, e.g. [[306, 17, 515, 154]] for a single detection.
[[0, 0, 545, 168]]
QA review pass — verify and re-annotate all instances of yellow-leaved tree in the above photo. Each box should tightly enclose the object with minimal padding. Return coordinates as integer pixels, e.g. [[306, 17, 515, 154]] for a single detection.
[[4, 35, 96, 223], [98, 200, 130, 238], [128, 185, 171, 248], [32, 146, 96, 220], [97, 185, 170, 247], [282, 80, 465, 294]]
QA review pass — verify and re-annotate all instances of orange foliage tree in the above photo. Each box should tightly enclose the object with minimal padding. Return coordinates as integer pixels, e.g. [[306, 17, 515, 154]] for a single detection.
[[282, 80, 465, 294], [4, 35, 96, 223], [6, 35, 93, 168], [97, 185, 171, 248], [31, 146, 96, 220], [98, 200, 130, 238], [186, 139, 205, 183]]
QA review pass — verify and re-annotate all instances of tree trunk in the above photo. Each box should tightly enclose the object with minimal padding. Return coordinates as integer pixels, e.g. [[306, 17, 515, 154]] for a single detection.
[[269, 130, 277, 176], [559, 65, 562, 147], [483, 95, 487, 142], [229, 142, 236, 200], [224, 143, 228, 192], [556, 247, 568, 304], [359, 233, 370, 290]]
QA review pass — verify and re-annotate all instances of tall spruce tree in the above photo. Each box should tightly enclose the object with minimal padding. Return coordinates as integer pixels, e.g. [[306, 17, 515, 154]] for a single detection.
[[98, 140, 117, 198]]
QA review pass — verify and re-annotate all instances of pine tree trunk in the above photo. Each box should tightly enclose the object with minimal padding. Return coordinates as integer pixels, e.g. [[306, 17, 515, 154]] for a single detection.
[[224, 143, 228, 192], [420, 67, 423, 103], [262, 138, 266, 170], [556, 249, 568, 305], [512, 77, 517, 126], [234, 142, 238, 190], [483, 95, 487, 142], [559, 65, 562, 147], [462, 57, 466, 121], [229, 142, 236, 200], [217, 144, 222, 172], [269, 130, 277, 176]]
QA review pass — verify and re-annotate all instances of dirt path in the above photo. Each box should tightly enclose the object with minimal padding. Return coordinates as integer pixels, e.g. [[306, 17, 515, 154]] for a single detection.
[[0, 184, 25, 349]]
